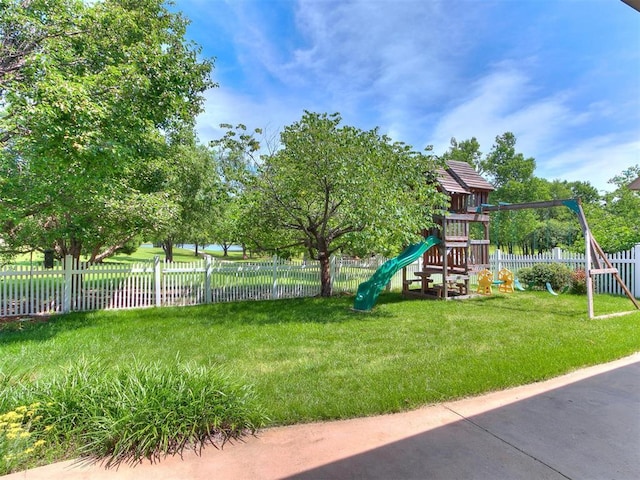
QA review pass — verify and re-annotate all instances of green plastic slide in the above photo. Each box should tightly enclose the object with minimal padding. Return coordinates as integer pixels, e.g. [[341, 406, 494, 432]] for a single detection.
[[353, 235, 441, 311]]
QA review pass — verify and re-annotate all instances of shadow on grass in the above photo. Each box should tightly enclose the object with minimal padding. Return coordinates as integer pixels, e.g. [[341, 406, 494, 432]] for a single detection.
[[192, 295, 396, 326], [0, 311, 98, 345], [0, 294, 388, 345], [2, 291, 613, 347]]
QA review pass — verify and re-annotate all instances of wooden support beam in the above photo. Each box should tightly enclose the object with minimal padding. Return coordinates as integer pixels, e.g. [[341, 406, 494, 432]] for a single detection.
[[477, 199, 577, 212], [590, 268, 619, 275], [442, 212, 491, 222], [590, 236, 640, 310], [593, 311, 639, 320]]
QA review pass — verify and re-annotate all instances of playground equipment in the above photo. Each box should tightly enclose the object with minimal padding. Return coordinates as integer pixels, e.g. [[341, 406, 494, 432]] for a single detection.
[[497, 268, 515, 293], [354, 160, 494, 311], [353, 236, 440, 312], [402, 161, 495, 301], [476, 269, 493, 295], [478, 199, 639, 319], [353, 160, 638, 319], [545, 282, 569, 296]]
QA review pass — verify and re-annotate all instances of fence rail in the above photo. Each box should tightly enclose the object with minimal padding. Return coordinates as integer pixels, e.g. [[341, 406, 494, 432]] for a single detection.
[[1, 244, 639, 318]]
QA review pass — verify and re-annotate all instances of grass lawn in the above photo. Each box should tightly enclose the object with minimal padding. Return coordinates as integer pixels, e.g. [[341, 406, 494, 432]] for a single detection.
[[2, 291, 638, 425], [4, 246, 269, 266]]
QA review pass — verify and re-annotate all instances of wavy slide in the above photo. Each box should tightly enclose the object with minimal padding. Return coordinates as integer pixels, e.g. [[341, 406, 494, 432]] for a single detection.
[[353, 235, 441, 311]]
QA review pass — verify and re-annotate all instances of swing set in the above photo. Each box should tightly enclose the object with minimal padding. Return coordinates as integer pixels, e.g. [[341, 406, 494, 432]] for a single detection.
[[477, 198, 640, 319]]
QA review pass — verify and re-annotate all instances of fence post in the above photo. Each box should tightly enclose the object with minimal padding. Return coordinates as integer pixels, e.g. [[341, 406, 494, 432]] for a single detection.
[[553, 247, 562, 262], [329, 256, 337, 294], [495, 249, 502, 272], [204, 255, 212, 304], [63, 255, 73, 313], [154, 256, 161, 307], [634, 244, 640, 298], [272, 255, 278, 300]]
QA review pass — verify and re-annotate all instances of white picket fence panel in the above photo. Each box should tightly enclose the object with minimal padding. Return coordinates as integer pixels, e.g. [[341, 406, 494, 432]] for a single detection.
[[0, 255, 382, 317], [489, 245, 640, 297]]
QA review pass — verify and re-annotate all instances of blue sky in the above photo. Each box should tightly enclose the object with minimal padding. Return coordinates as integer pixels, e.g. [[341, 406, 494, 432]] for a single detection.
[[174, 0, 640, 193]]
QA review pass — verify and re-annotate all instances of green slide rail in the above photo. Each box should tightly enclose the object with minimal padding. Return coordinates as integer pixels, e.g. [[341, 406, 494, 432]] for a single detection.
[[353, 235, 441, 311]]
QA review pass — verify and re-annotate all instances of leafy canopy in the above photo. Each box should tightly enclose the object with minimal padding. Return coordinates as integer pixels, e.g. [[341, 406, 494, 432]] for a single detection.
[[0, 0, 214, 261], [245, 111, 448, 259]]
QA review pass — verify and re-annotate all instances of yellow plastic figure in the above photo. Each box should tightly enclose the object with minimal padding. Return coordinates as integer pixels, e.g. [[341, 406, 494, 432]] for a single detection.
[[477, 269, 493, 295], [498, 268, 514, 293]]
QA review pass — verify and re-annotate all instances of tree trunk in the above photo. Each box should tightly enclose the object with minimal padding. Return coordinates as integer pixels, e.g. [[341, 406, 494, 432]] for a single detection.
[[242, 243, 248, 260], [162, 239, 174, 262], [318, 252, 332, 297], [195, 244, 199, 256], [222, 243, 229, 257]]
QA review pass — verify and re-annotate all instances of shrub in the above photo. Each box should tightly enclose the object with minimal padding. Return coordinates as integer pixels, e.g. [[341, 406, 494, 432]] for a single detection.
[[516, 263, 572, 291], [570, 269, 587, 295], [1, 360, 268, 471]]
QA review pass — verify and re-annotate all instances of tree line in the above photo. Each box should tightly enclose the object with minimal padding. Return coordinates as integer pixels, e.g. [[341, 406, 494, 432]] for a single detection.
[[1, 1, 638, 297]]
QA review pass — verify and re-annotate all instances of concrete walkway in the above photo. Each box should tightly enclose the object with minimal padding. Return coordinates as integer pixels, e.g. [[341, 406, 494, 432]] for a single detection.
[[5, 353, 640, 480]]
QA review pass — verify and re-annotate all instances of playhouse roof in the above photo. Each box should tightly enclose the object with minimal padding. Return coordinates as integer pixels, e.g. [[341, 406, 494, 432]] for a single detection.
[[437, 160, 494, 194], [437, 168, 470, 194], [629, 176, 640, 190]]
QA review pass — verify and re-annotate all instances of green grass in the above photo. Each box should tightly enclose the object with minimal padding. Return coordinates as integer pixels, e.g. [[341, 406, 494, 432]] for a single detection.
[[0, 361, 267, 471], [2, 291, 638, 426], [106, 247, 203, 263], [1, 290, 638, 473], [3, 246, 270, 266]]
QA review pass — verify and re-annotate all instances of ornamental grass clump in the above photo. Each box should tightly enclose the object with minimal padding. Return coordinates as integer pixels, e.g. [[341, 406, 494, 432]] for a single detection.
[[2, 360, 268, 470]]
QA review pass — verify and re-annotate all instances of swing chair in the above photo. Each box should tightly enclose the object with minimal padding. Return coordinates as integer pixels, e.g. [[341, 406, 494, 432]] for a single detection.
[[498, 268, 515, 293], [477, 269, 493, 295], [514, 278, 526, 291], [491, 208, 517, 294]]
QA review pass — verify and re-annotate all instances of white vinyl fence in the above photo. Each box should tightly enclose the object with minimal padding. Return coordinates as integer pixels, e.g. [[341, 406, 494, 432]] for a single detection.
[[2, 244, 639, 318], [0, 255, 383, 317], [489, 245, 640, 297]]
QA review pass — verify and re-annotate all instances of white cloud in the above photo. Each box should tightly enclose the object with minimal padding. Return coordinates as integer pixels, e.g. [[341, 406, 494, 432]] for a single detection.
[[541, 137, 640, 193], [430, 67, 568, 152], [428, 65, 638, 192], [217, 0, 487, 140], [187, 0, 639, 194], [194, 87, 305, 146]]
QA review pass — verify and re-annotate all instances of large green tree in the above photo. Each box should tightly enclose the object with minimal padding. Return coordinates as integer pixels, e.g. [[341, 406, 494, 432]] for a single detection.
[[153, 142, 223, 262], [233, 112, 447, 297], [210, 123, 264, 259], [481, 132, 536, 188], [476, 133, 596, 254], [0, 0, 213, 262], [480, 133, 538, 253], [586, 166, 640, 253], [440, 137, 483, 172]]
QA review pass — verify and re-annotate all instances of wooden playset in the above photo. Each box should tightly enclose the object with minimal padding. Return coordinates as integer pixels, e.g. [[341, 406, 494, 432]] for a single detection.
[[402, 160, 494, 300], [353, 158, 637, 318]]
